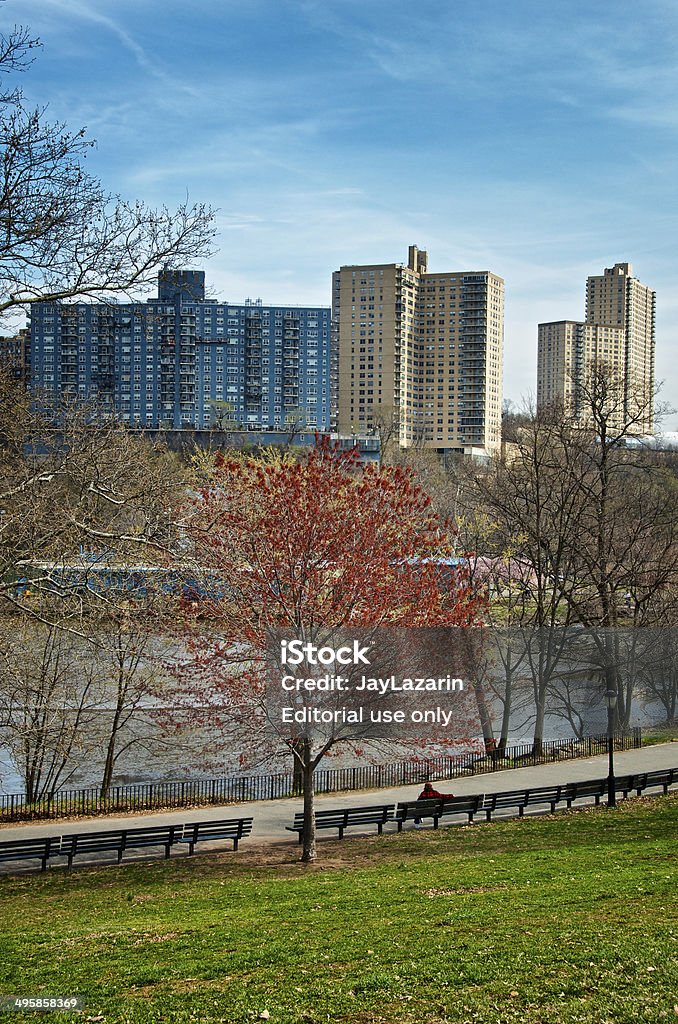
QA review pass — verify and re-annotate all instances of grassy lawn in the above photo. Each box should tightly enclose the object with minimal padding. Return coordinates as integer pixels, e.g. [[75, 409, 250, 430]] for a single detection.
[[642, 725, 678, 746], [0, 796, 676, 1024]]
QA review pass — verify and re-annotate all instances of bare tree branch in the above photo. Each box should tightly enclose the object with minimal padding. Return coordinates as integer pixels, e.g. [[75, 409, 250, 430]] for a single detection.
[[0, 19, 216, 326]]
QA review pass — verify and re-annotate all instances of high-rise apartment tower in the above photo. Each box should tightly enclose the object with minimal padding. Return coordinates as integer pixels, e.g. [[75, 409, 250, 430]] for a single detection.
[[538, 262, 655, 433], [332, 246, 504, 454]]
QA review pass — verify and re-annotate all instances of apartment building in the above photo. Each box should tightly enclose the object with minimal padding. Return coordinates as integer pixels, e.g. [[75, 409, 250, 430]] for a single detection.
[[332, 246, 504, 455], [0, 328, 30, 384], [537, 321, 626, 411], [538, 262, 656, 433], [29, 270, 332, 430]]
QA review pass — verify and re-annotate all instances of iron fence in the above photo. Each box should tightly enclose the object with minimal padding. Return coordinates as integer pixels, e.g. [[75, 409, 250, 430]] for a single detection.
[[0, 728, 641, 822]]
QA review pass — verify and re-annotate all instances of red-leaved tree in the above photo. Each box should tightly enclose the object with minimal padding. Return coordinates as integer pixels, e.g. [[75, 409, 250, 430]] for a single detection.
[[171, 439, 485, 861]]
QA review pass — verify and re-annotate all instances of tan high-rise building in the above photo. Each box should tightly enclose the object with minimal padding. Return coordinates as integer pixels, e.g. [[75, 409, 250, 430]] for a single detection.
[[332, 245, 504, 454], [537, 321, 626, 410], [537, 263, 656, 433]]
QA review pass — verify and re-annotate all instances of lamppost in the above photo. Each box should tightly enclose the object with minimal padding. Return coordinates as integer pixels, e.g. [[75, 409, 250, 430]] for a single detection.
[[606, 687, 618, 807]]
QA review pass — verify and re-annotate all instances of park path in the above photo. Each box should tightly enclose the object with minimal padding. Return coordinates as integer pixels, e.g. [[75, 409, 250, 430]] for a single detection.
[[0, 741, 675, 855]]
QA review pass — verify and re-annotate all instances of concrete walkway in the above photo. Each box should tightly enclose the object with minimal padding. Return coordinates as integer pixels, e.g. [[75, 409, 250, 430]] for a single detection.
[[0, 741, 675, 858]]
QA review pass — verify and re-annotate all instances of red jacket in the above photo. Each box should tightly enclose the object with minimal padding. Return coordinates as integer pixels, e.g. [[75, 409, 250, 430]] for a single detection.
[[418, 785, 454, 801]]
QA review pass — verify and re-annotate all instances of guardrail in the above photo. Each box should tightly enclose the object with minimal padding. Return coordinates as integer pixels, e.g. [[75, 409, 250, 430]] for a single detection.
[[0, 729, 641, 822]]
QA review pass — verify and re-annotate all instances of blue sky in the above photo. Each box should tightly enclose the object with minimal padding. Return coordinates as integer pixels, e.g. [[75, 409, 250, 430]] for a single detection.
[[12, 0, 678, 426]]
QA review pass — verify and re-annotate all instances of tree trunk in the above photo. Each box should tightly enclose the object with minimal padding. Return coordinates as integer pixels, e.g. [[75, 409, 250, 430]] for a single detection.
[[531, 631, 550, 757], [473, 679, 495, 754], [100, 699, 124, 799], [100, 730, 117, 799], [498, 642, 514, 753], [301, 739, 316, 863], [532, 701, 545, 757], [291, 737, 304, 796]]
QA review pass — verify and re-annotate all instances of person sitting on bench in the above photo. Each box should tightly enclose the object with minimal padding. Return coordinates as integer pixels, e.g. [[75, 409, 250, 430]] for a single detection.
[[413, 781, 454, 827]]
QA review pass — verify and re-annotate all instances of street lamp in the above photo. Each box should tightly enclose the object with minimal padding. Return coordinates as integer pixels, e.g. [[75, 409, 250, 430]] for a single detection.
[[606, 688, 618, 807]]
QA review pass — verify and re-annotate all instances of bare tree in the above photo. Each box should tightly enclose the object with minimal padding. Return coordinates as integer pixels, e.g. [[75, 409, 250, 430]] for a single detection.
[[0, 616, 101, 800], [472, 363, 677, 742], [641, 629, 678, 725], [549, 363, 675, 729], [468, 406, 580, 751], [0, 18, 215, 327], [0, 373, 187, 619], [369, 403, 401, 462], [95, 605, 171, 798]]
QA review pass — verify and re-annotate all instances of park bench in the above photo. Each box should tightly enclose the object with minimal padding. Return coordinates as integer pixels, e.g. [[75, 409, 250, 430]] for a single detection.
[[611, 773, 675, 799], [66, 823, 185, 866], [643, 767, 677, 794], [0, 816, 253, 872], [64, 821, 252, 866], [436, 795, 480, 824], [170, 817, 253, 853], [64, 828, 128, 868], [612, 772, 671, 799], [394, 798, 445, 829], [614, 774, 643, 798], [478, 789, 528, 822], [121, 823, 180, 859], [565, 769, 677, 807], [476, 786, 561, 821], [472, 783, 589, 822], [616, 769, 677, 798], [0, 835, 72, 872], [564, 779, 607, 808], [521, 784, 566, 814], [395, 795, 481, 828], [286, 804, 394, 842]]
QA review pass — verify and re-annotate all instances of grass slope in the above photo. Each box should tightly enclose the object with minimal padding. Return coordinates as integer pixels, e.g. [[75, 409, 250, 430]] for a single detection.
[[0, 796, 676, 1024]]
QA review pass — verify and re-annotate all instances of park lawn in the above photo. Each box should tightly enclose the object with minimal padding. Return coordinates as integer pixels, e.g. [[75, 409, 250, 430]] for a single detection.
[[0, 796, 676, 1024]]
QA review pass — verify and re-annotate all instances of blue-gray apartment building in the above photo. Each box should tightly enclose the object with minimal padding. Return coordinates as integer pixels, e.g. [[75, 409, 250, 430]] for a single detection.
[[29, 270, 332, 430]]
